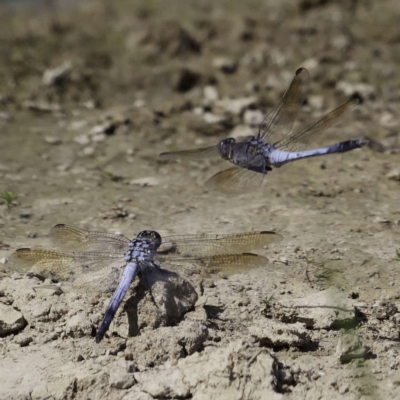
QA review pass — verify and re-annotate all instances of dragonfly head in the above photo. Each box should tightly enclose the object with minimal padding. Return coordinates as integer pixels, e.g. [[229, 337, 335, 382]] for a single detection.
[[137, 230, 162, 249], [218, 138, 236, 160]]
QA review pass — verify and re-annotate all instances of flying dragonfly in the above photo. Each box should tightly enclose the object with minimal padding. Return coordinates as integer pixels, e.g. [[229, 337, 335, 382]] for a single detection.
[[6, 224, 282, 343], [160, 67, 368, 193]]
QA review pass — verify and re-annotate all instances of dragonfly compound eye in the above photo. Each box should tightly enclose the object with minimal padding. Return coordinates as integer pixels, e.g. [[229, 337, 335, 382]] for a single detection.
[[137, 230, 161, 248], [218, 138, 236, 160]]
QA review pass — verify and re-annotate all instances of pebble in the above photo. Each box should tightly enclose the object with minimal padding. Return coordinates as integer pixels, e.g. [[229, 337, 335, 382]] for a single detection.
[[212, 57, 238, 74], [243, 109, 264, 126], [130, 177, 159, 187]]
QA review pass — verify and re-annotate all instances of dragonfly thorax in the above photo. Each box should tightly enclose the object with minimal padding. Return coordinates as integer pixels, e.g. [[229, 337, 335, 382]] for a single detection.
[[124, 231, 161, 263]]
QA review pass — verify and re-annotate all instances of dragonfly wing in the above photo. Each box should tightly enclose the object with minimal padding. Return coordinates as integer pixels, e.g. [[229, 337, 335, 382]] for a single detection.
[[7, 248, 125, 282], [259, 68, 310, 142], [157, 230, 283, 258], [50, 224, 130, 255], [157, 253, 269, 277], [277, 96, 359, 151], [205, 167, 265, 194], [159, 145, 219, 161]]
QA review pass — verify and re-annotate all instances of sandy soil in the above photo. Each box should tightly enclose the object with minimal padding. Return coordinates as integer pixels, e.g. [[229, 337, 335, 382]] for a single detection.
[[1, 1, 400, 399]]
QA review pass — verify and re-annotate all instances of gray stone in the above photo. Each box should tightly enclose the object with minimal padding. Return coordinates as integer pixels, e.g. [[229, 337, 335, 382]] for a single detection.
[[216, 97, 256, 115], [134, 368, 189, 398], [212, 57, 238, 74], [243, 109, 264, 126], [250, 320, 311, 347], [0, 303, 26, 335], [109, 359, 136, 389]]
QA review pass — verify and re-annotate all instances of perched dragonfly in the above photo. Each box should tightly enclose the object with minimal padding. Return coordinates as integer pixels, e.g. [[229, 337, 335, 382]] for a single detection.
[[160, 67, 368, 193], [7, 224, 282, 343]]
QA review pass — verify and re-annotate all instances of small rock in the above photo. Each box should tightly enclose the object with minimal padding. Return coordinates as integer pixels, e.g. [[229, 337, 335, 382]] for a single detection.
[[83, 147, 95, 156], [134, 368, 189, 398], [387, 169, 400, 181], [130, 177, 159, 187], [74, 134, 91, 145], [203, 85, 219, 102], [44, 136, 62, 145], [336, 81, 376, 100], [14, 333, 33, 347], [308, 95, 324, 111], [212, 57, 238, 74], [216, 96, 257, 115], [65, 312, 92, 338], [250, 320, 310, 347], [230, 124, 254, 139], [0, 111, 12, 121], [243, 109, 264, 126], [42, 61, 72, 86], [0, 303, 26, 335], [379, 112, 397, 128], [109, 359, 136, 389]]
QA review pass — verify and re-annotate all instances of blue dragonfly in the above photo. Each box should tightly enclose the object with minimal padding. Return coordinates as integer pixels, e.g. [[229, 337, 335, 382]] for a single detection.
[[7, 224, 282, 342], [160, 68, 367, 193]]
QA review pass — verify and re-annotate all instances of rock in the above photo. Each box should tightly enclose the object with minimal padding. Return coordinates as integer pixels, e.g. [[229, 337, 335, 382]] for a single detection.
[[65, 312, 93, 338], [42, 61, 72, 86], [379, 112, 397, 128], [336, 333, 370, 363], [0, 303, 26, 335], [130, 177, 159, 187], [125, 321, 208, 368], [147, 269, 198, 320], [212, 57, 238, 74], [202, 112, 227, 125], [203, 85, 219, 103], [14, 333, 33, 347], [386, 169, 400, 181], [216, 96, 257, 115], [264, 287, 355, 330], [230, 124, 254, 139], [109, 359, 136, 389], [179, 340, 281, 399], [142, 21, 201, 56], [243, 109, 264, 126], [308, 95, 324, 111], [250, 320, 311, 348], [336, 81, 376, 100], [44, 136, 62, 145], [134, 368, 189, 398], [122, 391, 154, 400]]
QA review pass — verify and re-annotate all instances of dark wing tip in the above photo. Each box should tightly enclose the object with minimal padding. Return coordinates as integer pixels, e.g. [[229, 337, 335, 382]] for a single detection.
[[15, 248, 31, 254], [52, 224, 66, 229], [295, 67, 310, 78], [259, 231, 283, 239]]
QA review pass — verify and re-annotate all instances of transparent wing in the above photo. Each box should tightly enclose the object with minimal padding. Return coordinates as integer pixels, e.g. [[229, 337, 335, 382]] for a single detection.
[[276, 96, 359, 151], [205, 167, 265, 194], [7, 248, 125, 282], [50, 224, 130, 255], [259, 68, 310, 142], [158, 253, 269, 277], [159, 145, 219, 161], [157, 230, 282, 258]]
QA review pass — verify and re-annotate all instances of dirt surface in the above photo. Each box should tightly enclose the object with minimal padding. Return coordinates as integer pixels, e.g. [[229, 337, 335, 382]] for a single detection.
[[1, 1, 400, 399]]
